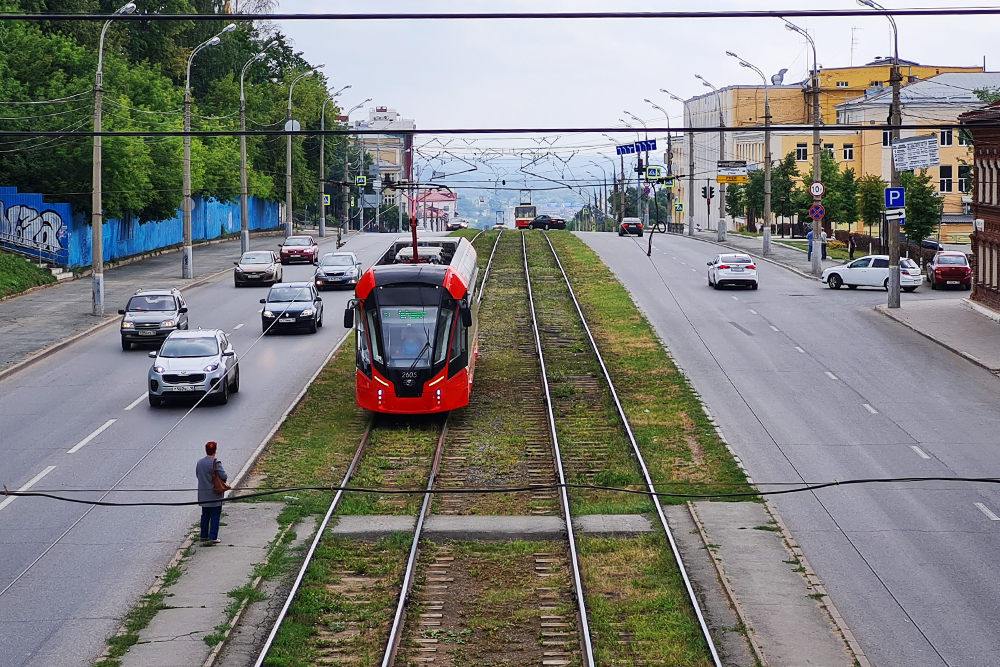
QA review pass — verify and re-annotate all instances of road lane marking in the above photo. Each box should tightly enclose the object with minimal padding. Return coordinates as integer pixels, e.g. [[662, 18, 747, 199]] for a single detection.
[[863, 403, 878, 414], [825, 371, 838, 380], [910, 446, 931, 459], [794, 346, 805, 353], [749, 309, 758, 315], [233, 323, 245, 330], [0, 466, 56, 512], [732, 296, 739, 301], [671, 256, 676, 259], [681, 262, 687, 265], [124, 393, 147, 411], [975, 502, 1000, 521], [67, 419, 117, 454], [770, 325, 779, 332]]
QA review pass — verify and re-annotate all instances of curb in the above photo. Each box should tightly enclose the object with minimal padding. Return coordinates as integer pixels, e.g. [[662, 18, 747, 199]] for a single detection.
[[665, 231, 822, 282], [874, 303, 998, 373], [0, 264, 234, 385]]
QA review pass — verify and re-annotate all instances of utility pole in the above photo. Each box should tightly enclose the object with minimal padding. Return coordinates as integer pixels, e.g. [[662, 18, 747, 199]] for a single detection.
[[239, 42, 276, 256], [286, 66, 324, 238]]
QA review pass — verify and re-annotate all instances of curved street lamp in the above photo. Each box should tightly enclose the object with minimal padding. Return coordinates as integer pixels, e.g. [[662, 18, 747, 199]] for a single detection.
[[238, 40, 279, 254], [91, 1, 137, 316], [661, 88, 696, 236], [696, 74, 728, 240], [284, 64, 325, 237]]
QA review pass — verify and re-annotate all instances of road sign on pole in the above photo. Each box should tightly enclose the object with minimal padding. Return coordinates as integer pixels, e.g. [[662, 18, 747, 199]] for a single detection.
[[323, 194, 331, 205], [810, 181, 825, 197], [356, 176, 367, 187], [675, 202, 684, 212], [808, 204, 825, 220], [646, 166, 664, 180], [717, 160, 748, 184], [885, 187, 905, 208]]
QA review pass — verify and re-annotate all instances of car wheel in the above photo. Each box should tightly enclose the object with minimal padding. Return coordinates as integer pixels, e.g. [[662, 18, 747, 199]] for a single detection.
[[281, 260, 288, 265], [930, 278, 937, 290], [217, 378, 229, 405], [884, 278, 889, 291], [317, 311, 324, 328], [903, 286, 917, 292], [309, 319, 318, 334], [234, 281, 240, 288], [544, 223, 550, 231], [231, 365, 240, 393], [121, 338, 131, 351], [751, 283, 758, 290], [148, 393, 161, 407], [965, 283, 972, 290], [712, 280, 720, 290], [828, 274, 843, 289], [262, 324, 269, 335]]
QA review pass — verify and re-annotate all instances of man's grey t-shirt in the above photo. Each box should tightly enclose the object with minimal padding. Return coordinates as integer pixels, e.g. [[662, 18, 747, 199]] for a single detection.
[[196, 456, 227, 507]]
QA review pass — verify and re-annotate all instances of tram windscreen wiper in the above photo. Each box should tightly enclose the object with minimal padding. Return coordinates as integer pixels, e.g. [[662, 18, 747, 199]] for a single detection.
[[408, 340, 432, 370]]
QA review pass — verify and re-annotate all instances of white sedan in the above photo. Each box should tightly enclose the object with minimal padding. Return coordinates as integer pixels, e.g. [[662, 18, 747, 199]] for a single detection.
[[707, 253, 758, 290], [822, 255, 923, 291]]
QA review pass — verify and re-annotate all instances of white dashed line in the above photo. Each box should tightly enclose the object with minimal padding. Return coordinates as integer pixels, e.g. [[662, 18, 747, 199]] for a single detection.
[[825, 371, 838, 380], [794, 346, 805, 353], [732, 296, 739, 301], [0, 466, 56, 512], [681, 262, 687, 265], [910, 445, 931, 459], [67, 419, 117, 454], [769, 325, 779, 332], [233, 323, 245, 330], [691, 269, 697, 272], [124, 393, 147, 411], [975, 502, 1000, 521], [749, 309, 758, 315], [863, 403, 878, 414], [671, 256, 677, 259]]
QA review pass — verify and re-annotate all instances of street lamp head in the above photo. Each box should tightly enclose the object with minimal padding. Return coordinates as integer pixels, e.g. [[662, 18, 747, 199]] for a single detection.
[[206, 36, 221, 47], [118, 2, 137, 14], [725, 50, 737, 58], [221, 23, 237, 34], [267, 40, 279, 48], [857, 0, 878, 8], [739, 61, 750, 69]]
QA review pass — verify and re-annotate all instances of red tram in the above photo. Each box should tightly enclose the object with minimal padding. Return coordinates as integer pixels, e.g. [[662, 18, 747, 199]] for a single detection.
[[345, 236, 479, 414]]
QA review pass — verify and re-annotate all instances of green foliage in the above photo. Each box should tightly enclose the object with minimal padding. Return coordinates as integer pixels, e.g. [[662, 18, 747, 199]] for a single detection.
[[0, 250, 57, 297], [857, 174, 887, 233], [792, 150, 858, 227], [900, 170, 942, 243], [974, 87, 1000, 104]]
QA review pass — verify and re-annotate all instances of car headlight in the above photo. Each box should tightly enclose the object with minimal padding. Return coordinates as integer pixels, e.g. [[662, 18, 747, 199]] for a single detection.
[[300, 309, 314, 317], [204, 363, 220, 372], [263, 310, 274, 318], [263, 268, 274, 274], [121, 321, 134, 329], [153, 365, 165, 373], [235, 267, 243, 273], [345, 268, 357, 277], [161, 320, 176, 328]]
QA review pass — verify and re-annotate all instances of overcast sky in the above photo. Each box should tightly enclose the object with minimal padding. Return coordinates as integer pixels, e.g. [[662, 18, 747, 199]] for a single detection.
[[276, 1, 999, 196]]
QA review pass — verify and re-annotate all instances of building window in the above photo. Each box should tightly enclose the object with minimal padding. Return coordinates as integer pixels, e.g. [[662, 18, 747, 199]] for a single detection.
[[940, 130, 953, 146], [843, 144, 854, 161], [796, 143, 808, 161], [383, 194, 396, 206], [883, 131, 893, 147], [959, 130, 971, 146], [836, 81, 849, 87], [870, 80, 884, 88], [939, 165, 953, 192], [959, 165, 972, 193], [824, 143, 835, 157]]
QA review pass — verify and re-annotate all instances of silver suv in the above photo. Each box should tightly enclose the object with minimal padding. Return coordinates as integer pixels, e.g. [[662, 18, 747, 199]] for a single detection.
[[119, 288, 188, 350], [147, 329, 239, 407]]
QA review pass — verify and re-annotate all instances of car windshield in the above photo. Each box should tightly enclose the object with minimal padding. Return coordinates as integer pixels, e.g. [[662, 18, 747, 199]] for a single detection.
[[240, 252, 272, 264], [722, 255, 752, 264], [379, 307, 440, 369], [159, 337, 218, 358], [285, 237, 312, 246], [127, 295, 176, 311], [267, 286, 313, 302], [938, 255, 968, 265], [321, 255, 355, 267]]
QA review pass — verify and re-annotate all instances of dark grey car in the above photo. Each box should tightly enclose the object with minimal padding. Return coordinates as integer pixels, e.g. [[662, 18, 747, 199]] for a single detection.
[[119, 288, 189, 350], [313, 252, 362, 290], [260, 282, 324, 334]]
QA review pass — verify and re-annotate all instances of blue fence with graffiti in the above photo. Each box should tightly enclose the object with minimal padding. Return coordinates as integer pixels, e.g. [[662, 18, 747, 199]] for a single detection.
[[0, 187, 280, 268]]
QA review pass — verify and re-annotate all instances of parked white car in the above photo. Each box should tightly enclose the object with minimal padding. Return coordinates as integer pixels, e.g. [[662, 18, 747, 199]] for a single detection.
[[822, 255, 923, 291], [707, 253, 758, 290]]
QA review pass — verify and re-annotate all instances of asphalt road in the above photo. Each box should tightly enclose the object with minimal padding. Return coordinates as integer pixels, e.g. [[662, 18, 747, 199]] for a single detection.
[[579, 231, 1000, 667], [0, 231, 411, 667]]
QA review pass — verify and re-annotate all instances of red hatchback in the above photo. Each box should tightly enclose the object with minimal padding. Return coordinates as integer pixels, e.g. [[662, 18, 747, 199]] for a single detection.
[[927, 251, 972, 290], [279, 235, 319, 265]]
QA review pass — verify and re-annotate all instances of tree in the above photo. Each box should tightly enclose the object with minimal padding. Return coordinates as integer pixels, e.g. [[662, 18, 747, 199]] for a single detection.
[[900, 170, 941, 244], [771, 152, 799, 231], [725, 183, 746, 227], [857, 174, 887, 236]]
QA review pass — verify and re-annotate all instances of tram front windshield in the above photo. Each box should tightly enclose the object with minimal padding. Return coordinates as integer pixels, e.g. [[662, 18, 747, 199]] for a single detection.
[[380, 307, 440, 368]]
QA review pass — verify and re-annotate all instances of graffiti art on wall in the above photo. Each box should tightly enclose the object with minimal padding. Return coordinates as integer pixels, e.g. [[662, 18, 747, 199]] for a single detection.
[[0, 202, 67, 253]]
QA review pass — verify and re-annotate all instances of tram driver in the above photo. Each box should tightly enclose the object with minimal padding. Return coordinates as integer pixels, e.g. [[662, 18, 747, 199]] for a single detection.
[[393, 326, 427, 361]]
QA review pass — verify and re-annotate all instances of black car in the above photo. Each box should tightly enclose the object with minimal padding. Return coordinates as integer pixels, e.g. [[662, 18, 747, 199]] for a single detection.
[[119, 288, 189, 350], [528, 215, 567, 230], [619, 218, 643, 237], [260, 282, 324, 334], [921, 238, 945, 251]]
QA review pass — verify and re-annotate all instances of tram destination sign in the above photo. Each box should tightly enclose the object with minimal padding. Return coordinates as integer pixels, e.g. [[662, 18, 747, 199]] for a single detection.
[[717, 160, 749, 184], [892, 135, 940, 171]]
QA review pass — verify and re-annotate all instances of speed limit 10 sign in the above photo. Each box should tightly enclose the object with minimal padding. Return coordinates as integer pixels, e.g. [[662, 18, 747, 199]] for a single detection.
[[809, 181, 825, 197]]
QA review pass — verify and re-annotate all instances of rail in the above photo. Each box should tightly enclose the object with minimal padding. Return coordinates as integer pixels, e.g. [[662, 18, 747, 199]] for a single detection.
[[522, 232, 596, 667], [541, 232, 724, 667], [476, 229, 502, 305]]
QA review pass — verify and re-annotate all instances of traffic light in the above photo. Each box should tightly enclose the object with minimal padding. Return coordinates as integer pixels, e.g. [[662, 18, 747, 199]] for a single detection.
[[636, 157, 644, 173], [709, 186, 715, 200], [701, 186, 708, 199]]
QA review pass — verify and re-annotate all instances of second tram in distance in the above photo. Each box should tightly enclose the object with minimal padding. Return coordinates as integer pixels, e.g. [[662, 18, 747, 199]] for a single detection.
[[346, 236, 479, 414], [514, 204, 537, 229]]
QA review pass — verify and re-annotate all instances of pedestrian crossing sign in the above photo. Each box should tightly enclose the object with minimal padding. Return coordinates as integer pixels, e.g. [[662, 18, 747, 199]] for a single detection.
[[356, 176, 367, 186], [323, 194, 331, 205], [675, 203, 684, 212]]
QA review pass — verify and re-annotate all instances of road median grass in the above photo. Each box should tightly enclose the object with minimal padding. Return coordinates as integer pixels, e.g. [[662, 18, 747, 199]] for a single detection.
[[0, 251, 56, 299]]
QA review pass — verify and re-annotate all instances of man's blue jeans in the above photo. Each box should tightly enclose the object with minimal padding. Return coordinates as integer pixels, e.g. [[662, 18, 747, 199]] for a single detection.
[[808, 244, 813, 260], [201, 506, 222, 540]]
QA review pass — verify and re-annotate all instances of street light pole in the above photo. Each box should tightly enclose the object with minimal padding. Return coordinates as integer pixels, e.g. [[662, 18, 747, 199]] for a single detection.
[[285, 65, 324, 238], [338, 100, 369, 245], [662, 88, 694, 236], [859, 0, 902, 307], [184, 23, 235, 279], [319, 84, 350, 240], [784, 20, 823, 275], [625, 111, 651, 230], [696, 75, 726, 241], [92, 2, 137, 316], [239, 40, 277, 256], [646, 99, 674, 228]]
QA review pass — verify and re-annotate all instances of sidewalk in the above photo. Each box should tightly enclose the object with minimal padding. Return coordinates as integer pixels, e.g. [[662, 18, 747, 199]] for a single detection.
[[684, 231, 841, 278], [876, 297, 1000, 373], [0, 231, 341, 374]]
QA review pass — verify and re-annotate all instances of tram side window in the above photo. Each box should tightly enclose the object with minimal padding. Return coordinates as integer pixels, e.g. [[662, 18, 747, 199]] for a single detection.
[[448, 315, 468, 377], [365, 308, 384, 364], [433, 305, 455, 365], [356, 308, 372, 378]]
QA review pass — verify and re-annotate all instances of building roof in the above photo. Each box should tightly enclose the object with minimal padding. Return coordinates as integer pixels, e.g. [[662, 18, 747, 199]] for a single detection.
[[837, 72, 1000, 109]]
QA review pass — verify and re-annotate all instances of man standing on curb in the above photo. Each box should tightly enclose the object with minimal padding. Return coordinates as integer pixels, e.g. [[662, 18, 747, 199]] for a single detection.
[[196, 441, 227, 545]]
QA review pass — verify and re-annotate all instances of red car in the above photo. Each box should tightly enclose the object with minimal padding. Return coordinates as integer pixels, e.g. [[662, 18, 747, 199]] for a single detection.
[[926, 251, 972, 290], [279, 235, 319, 265]]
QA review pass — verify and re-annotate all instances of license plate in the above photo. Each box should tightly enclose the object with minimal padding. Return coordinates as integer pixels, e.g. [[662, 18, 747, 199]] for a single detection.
[[171, 386, 196, 392], [279, 317, 296, 323], [247, 274, 259, 278], [731, 267, 744, 272], [137, 330, 156, 336], [947, 280, 959, 284]]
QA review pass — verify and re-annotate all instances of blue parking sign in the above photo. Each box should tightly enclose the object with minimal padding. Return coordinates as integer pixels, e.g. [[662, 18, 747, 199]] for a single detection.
[[885, 187, 905, 208]]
